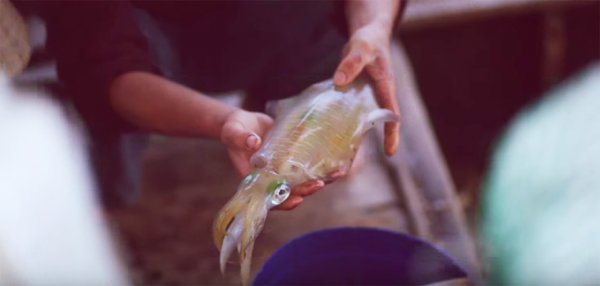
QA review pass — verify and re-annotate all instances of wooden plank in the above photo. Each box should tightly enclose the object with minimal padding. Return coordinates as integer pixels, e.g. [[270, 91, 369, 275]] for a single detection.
[[374, 39, 483, 285], [541, 6, 566, 89], [399, 0, 594, 32]]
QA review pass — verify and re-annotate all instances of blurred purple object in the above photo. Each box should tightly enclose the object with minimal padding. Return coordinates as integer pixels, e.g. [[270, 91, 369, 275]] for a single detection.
[[252, 227, 467, 285]]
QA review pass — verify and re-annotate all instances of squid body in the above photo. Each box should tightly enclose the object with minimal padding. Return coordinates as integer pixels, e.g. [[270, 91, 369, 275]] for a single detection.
[[212, 75, 399, 284]]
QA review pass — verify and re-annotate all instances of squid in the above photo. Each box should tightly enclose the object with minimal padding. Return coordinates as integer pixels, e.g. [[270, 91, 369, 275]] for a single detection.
[[213, 74, 399, 285]]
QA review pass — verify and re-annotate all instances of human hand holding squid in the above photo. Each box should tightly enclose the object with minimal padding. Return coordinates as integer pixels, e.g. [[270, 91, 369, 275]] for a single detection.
[[215, 76, 399, 284], [334, 0, 401, 157], [215, 2, 402, 284], [222, 0, 402, 214], [221, 110, 334, 212]]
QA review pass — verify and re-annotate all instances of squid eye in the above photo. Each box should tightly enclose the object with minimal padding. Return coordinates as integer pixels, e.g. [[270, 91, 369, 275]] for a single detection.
[[269, 183, 291, 206]]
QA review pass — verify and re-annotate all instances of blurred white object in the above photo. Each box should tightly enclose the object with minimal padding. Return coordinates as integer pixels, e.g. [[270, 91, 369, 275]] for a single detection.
[[0, 73, 129, 285], [482, 62, 600, 285]]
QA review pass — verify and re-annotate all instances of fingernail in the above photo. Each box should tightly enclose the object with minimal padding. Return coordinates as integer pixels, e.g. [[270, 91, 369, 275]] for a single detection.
[[334, 72, 347, 85], [246, 134, 258, 150]]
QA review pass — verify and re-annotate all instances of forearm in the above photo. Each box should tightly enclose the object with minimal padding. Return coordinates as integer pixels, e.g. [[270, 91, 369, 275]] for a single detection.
[[109, 71, 237, 139], [345, 0, 401, 36]]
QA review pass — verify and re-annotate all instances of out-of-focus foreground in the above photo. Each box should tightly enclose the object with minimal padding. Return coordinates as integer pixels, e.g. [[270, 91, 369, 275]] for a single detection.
[[1, 0, 599, 285]]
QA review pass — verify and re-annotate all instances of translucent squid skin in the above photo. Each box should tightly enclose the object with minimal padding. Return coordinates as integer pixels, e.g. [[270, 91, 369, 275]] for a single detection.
[[213, 75, 399, 285], [252, 76, 397, 184]]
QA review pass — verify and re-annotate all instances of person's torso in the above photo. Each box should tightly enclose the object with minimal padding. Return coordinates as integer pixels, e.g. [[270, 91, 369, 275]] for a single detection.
[[132, 1, 238, 25]]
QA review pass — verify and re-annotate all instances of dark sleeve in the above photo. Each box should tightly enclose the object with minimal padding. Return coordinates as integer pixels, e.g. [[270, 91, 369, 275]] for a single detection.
[[392, 0, 410, 34], [399, 0, 409, 17], [14, 0, 161, 133]]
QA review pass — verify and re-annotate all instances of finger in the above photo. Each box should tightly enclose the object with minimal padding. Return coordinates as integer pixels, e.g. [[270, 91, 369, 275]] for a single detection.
[[366, 55, 399, 114], [221, 119, 262, 152], [291, 180, 325, 197], [367, 57, 400, 156], [272, 196, 303, 211], [324, 170, 344, 184], [334, 46, 370, 86], [228, 149, 251, 178], [384, 122, 400, 156]]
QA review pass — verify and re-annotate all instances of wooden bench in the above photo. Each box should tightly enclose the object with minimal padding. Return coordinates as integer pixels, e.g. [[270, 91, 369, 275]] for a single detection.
[[401, 0, 590, 32]]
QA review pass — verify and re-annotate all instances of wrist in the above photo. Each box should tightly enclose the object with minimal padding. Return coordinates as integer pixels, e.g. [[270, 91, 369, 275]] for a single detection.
[[218, 107, 240, 142], [358, 17, 395, 39], [346, 0, 399, 36], [373, 16, 395, 35]]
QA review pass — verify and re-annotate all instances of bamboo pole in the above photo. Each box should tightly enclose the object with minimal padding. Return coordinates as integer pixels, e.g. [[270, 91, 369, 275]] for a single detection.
[[541, 6, 566, 90], [399, 0, 592, 32], [374, 39, 483, 285]]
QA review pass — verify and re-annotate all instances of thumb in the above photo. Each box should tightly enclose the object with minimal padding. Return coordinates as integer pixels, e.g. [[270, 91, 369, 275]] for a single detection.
[[221, 119, 261, 151]]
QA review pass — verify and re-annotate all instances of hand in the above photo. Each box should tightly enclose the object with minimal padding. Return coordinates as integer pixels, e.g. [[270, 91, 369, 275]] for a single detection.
[[333, 22, 400, 156], [273, 170, 345, 211], [221, 109, 335, 211], [220, 109, 273, 177]]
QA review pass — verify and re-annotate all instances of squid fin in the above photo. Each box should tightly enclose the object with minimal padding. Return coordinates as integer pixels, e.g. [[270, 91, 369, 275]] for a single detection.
[[354, 108, 399, 137], [367, 108, 400, 124]]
